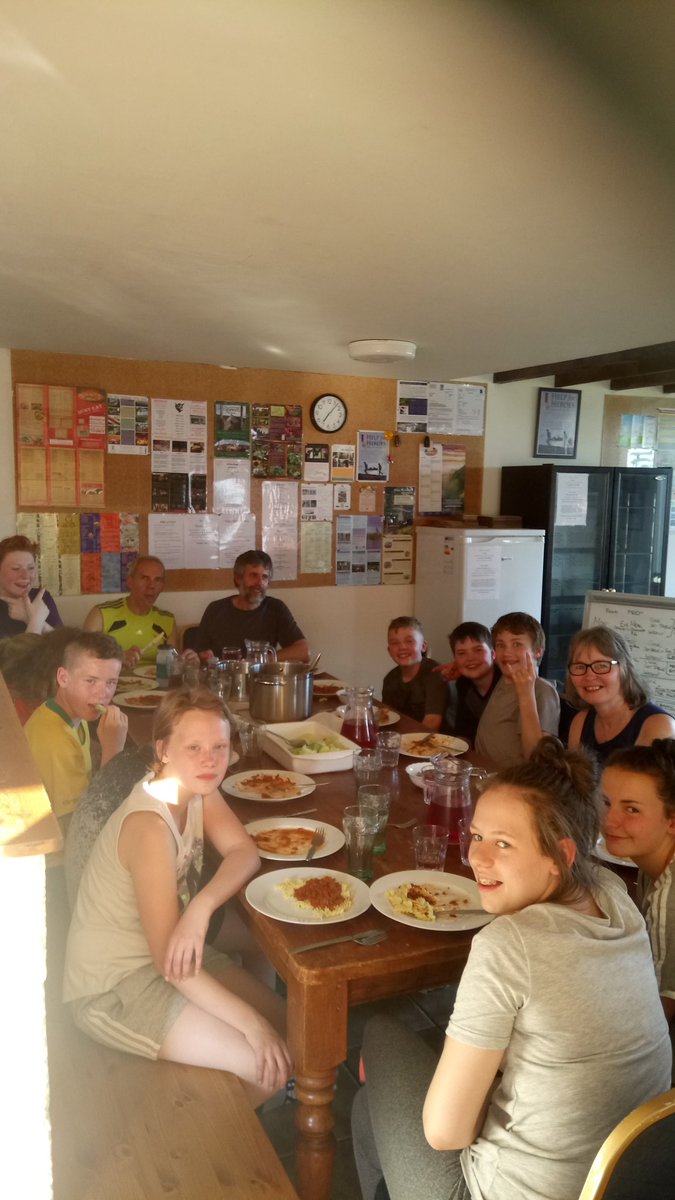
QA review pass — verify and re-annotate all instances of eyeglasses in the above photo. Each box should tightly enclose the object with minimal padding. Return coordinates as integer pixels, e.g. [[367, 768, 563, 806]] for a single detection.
[[568, 659, 619, 677]]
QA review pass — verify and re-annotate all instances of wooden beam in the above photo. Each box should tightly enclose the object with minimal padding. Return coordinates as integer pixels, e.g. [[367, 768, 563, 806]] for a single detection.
[[493, 339, 675, 385], [555, 361, 638, 388], [609, 368, 675, 390]]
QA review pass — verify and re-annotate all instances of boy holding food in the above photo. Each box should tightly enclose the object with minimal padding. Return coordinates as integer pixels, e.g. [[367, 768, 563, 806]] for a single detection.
[[25, 631, 128, 824], [382, 616, 447, 730]]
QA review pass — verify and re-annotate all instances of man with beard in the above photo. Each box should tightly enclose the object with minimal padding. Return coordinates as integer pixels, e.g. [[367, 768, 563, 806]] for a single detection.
[[193, 550, 309, 661]]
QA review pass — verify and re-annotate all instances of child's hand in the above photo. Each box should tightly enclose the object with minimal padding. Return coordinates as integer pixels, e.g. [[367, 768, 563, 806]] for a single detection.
[[502, 651, 537, 694], [434, 660, 460, 682], [245, 1015, 293, 1091], [97, 703, 128, 760], [163, 898, 210, 981]]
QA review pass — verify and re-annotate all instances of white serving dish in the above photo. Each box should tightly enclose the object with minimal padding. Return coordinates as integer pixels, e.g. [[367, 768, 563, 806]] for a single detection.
[[260, 718, 359, 774]]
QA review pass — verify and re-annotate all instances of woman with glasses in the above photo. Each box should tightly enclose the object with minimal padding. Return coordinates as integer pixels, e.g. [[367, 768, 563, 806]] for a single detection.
[[566, 625, 675, 764]]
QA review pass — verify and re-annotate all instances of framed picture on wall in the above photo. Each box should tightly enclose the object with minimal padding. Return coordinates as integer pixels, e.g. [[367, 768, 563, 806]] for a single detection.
[[533, 388, 581, 458]]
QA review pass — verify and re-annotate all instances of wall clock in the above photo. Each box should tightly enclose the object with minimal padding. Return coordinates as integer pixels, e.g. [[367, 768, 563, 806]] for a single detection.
[[309, 393, 348, 433]]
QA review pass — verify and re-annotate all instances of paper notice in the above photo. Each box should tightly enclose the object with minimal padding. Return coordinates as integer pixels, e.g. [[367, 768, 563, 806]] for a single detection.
[[466, 542, 501, 601], [555, 473, 589, 526]]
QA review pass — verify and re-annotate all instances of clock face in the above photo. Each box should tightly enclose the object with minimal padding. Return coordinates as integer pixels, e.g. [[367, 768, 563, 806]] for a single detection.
[[310, 393, 348, 433]]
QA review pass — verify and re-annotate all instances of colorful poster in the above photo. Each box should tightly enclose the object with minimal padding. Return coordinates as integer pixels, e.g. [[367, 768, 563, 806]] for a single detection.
[[214, 403, 250, 458], [382, 533, 413, 585], [384, 485, 415, 532], [356, 431, 389, 482], [107, 394, 149, 455], [251, 404, 303, 479]]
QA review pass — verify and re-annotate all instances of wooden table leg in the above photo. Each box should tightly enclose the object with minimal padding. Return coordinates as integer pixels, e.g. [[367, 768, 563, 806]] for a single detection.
[[287, 976, 349, 1200], [294, 1067, 338, 1200]]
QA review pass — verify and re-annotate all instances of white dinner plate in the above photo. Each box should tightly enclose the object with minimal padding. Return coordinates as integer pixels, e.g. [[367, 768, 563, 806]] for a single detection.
[[245, 866, 371, 924], [133, 664, 157, 679], [399, 733, 469, 759], [116, 674, 158, 693], [336, 703, 400, 727], [222, 769, 316, 802], [405, 762, 435, 790], [370, 870, 493, 932], [244, 818, 344, 861], [594, 836, 638, 870], [313, 679, 351, 697], [112, 687, 163, 709]]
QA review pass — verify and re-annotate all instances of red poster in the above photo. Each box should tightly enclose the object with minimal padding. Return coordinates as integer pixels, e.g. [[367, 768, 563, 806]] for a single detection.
[[100, 513, 121, 552], [76, 388, 107, 449], [80, 553, 102, 593]]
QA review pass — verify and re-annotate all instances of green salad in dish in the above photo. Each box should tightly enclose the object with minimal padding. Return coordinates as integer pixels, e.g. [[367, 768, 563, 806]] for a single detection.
[[290, 734, 348, 755]]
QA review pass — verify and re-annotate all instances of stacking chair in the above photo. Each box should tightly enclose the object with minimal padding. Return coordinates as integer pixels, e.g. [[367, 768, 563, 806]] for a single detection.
[[578, 1088, 675, 1199]]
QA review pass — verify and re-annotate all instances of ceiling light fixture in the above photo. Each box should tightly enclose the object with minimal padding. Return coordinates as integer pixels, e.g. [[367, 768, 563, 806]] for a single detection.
[[348, 339, 417, 363]]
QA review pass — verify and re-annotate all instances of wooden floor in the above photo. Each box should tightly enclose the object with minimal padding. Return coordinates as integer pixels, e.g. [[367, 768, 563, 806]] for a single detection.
[[45, 870, 299, 1200]]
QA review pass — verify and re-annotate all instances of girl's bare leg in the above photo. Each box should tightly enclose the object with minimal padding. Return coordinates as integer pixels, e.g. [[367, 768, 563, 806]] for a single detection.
[[158, 963, 287, 1107]]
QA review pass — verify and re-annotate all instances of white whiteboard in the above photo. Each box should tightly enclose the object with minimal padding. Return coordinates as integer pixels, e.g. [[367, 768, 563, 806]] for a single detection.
[[583, 592, 675, 712]]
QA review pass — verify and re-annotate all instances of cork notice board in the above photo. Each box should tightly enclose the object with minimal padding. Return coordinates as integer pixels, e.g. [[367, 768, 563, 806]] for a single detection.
[[12, 350, 486, 592]]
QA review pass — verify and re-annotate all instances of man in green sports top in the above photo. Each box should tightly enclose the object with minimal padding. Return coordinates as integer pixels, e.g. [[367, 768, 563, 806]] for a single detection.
[[84, 556, 188, 671]]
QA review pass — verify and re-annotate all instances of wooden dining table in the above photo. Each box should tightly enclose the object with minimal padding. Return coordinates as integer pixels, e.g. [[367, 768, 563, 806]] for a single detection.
[[221, 702, 486, 1200], [122, 680, 637, 1200]]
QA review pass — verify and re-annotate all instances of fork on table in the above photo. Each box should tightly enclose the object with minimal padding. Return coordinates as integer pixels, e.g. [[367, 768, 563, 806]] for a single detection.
[[305, 826, 326, 862]]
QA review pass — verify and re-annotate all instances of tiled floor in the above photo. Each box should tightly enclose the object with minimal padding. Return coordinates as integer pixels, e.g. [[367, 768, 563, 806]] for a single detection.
[[259, 983, 457, 1199]]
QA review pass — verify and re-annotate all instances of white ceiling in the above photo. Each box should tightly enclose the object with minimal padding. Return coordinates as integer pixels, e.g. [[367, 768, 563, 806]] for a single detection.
[[1, 0, 674, 380]]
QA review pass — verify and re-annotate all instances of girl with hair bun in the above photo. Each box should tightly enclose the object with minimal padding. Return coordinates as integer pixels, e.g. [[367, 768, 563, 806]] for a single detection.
[[602, 739, 675, 1040], [353, 737, 670, 1200]]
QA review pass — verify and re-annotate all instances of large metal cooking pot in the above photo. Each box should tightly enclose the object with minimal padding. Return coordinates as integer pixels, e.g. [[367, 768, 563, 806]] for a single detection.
[[249, 661, 313, 723]]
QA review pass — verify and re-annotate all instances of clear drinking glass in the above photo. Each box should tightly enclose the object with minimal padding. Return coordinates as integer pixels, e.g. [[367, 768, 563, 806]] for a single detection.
[[238, 721, 261, 760], [352, 748, 382, 788], [358, 784, 391, 854], [412, 824, 449, 872], [376, 730, 401, 767], [343, 805, 378, 881]]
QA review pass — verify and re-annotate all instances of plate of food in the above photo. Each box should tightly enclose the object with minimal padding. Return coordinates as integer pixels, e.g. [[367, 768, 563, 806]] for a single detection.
[[133, 664, 157, 680], [399, 733, 469, 759], [245, 867, 370, 924], [221, 769, 316, 802], [336, 703, 399, 727], [313, 679, 350, 698], [245, 818, 344, 861], [593, 836, 638, 869], [115, 674, 158, 694], [113, 688, 164, 709], [370, 870, 492, 932]]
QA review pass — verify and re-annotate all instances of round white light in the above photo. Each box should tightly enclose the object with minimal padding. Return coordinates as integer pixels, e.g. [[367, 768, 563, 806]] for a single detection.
[[348, 339, 417, 363]]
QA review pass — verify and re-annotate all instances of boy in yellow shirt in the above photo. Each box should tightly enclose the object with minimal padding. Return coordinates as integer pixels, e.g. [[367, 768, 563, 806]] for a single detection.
[[25, 632, 128, 823]]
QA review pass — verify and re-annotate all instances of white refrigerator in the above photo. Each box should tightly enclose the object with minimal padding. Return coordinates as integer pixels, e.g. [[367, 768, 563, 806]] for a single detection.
[[414, 527, 546, 663]]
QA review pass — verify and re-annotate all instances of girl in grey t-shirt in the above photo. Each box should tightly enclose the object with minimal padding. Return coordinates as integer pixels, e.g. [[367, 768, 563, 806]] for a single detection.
[[353, 738, 671, 1200]]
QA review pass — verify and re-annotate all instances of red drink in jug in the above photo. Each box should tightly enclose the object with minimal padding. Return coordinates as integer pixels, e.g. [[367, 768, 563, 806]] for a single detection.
[[341, 719, 377, 750], [427, 800, 470, 845]]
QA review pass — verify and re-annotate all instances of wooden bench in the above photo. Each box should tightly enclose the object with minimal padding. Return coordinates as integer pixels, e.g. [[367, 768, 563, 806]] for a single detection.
[[46, 871, 299, 1200]]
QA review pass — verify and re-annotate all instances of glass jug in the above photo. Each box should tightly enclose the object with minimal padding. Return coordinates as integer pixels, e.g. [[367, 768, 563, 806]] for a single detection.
[[244, 639, 277, 665], [341, 686, 378, 749], [422, 756, 487, 844]]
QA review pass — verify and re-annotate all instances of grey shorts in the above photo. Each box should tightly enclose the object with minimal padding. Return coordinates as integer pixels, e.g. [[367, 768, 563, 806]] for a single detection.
[[69, 945, 233, 1060]]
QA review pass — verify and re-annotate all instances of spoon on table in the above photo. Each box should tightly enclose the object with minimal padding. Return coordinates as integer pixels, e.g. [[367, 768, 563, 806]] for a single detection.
[[291, 929, 387, 955]]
